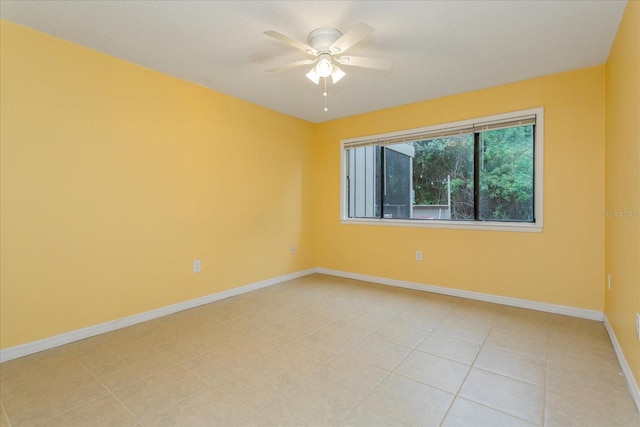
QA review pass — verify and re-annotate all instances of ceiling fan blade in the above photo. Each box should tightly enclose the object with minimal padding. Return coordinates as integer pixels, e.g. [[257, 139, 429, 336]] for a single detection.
[[265, 59, 316, 73], [264, 31, 317, 55], [337, 55, 393, 71], [329, 22, 374, 54]]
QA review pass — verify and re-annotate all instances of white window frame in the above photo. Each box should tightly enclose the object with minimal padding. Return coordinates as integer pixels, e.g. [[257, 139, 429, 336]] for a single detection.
[[340, 107, 544, 233]]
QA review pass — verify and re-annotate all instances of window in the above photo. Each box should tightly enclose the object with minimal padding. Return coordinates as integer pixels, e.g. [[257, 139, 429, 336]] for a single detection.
[[341, 108, 543, 232]]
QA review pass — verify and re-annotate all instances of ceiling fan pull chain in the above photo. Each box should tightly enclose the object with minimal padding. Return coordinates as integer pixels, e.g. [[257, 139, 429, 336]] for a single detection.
[[323, 78, 329, 112]]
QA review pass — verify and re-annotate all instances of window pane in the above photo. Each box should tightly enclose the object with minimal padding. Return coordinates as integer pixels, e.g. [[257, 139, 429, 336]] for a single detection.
[[382, 145, 413, 219], [412, 135, 474, 220], [478, 125, 534, 222], [347, 146, 381, 218]]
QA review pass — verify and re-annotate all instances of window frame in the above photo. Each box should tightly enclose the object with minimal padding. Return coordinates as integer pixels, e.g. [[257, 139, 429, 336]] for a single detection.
[[340, 107, 544, 233]]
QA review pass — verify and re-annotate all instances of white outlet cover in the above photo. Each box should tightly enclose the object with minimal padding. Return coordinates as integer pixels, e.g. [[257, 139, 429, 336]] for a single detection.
[[416, 251, 423, 261], [193, 259, 201, 273]]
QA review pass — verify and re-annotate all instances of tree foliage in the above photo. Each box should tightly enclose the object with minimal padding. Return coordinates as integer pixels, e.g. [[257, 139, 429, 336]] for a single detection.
[[411, 126, 533, 221], [413, 135, 474, 219], [479, 126, 534, 221]]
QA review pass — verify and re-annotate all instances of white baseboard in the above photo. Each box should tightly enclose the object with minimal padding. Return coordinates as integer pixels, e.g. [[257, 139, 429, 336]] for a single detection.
[[0, 268, 316, 363], [604, 315, 640, 414], [0, 267, 608, 363], [315, 268, 604, 321]]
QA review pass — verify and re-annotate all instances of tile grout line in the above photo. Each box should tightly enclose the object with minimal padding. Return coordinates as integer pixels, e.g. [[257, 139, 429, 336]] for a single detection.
[[169, 294, 341, 419], [2, 353, 116, 426], [183, 300, 377, 424], [437, 309, 549, 426], [78, 358, 142, 425], [247, 303, 376, 425], [0, 350, 87, 402], [340, 302, 459, 425], [331, 306, 427, 424], [437, 314, 495, 427], [181, 343, 300, 423], [0, 399, 13, 427], [401, 298, 475, 426], [28, 356, 142, 426]]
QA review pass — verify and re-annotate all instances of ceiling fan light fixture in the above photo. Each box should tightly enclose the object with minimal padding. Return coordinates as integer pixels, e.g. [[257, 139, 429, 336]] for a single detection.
[[315, 54, 333, 78], [331, 66, 346, 84], [264, 22, 386, 110], [305, 68, 320, 84]]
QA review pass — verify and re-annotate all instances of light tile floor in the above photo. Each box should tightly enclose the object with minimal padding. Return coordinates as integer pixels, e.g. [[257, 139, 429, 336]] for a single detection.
[[1, 274, 638, 426]]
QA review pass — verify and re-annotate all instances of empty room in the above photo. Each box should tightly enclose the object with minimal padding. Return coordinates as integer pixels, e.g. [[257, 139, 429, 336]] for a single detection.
[[0, 1, 639, 426]]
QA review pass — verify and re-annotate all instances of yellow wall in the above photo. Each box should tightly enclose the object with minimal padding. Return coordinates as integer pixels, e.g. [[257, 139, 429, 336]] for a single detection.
[[314, 66, 606, 310], [605, 0, 640, 386], [0, 20, 316, 349]]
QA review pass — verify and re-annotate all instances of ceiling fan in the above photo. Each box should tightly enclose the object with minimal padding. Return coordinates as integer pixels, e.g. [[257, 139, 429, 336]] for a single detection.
[[264, 22, 392, 85]]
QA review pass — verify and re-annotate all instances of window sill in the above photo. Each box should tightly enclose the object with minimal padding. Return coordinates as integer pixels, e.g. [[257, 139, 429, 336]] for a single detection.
[[340, 218, 543, 233]]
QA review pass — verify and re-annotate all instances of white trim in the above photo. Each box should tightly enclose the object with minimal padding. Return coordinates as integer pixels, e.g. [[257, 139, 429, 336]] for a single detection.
[[604, 315, 640, 414], [0, 269, 316, 363], [340, 218, 542, 233], [316, 268, 603, 321], [340, 107, 544, 232]]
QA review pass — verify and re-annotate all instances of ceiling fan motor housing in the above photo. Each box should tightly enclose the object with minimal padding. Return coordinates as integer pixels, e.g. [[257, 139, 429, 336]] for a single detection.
[[308, 28, 342, 53]]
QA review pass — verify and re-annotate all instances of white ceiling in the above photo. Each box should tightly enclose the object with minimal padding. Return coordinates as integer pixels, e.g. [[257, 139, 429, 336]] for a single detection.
[[0, 1, 627, 123]]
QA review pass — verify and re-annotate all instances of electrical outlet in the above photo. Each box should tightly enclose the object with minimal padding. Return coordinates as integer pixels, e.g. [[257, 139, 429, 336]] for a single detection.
[[636, 313, 640, 341], [193, 259, 201, 273], [416, 250, 423, 261], [290, 246, 297, 255], [607, 273, 611, 291]]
